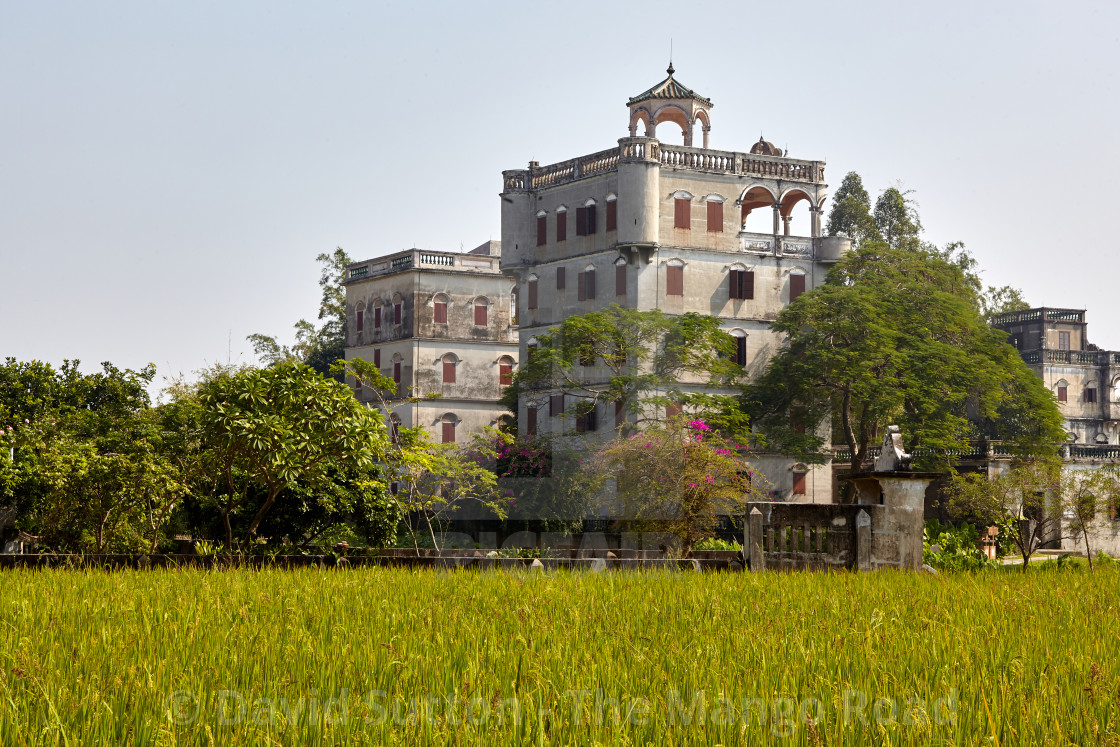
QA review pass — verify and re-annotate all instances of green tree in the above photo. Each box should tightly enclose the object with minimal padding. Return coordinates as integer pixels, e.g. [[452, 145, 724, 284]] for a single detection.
[[512, 305, 748, 438], [248, 248, 352, 379], [196, 362, 391, 549], [340, 358, 507, 555], [745, 242, 1065, 479], [586, 418, 762, 556], [825, 171, 881, 247], [873, 186, 923, 250]]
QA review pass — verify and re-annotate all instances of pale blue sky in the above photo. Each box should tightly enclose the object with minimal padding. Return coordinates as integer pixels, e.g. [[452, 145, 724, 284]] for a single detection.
[[3, 0, 1118, 390]]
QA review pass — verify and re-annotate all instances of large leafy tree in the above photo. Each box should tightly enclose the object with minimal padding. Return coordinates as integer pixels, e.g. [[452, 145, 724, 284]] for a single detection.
[[825, 171, 881, 248], [510, 305, 748, 438], [249, 248, 351, 379], [745, 241, 1065, 480], [0, 359, 182, 552], [196, 362, 391, 549], [873, 186, 923, 250]]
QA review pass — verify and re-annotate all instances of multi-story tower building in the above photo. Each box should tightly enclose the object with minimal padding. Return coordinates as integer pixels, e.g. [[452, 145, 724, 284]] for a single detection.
[[499, 67, 850, 502], [992, 308, 1120, 447], [343, 241, 518, 444]]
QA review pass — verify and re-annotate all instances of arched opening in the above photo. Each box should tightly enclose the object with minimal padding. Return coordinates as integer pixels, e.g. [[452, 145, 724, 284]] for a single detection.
[[740, 185, 776, 235], [693, 110, 711, 149], [1112, 376, 1120, 402], [440, 413, 459, 444], [498, 355, 514, 388], [779, 189, 814, 238], [653, 105, 691, 145], [473, 297, 489, 327], [432, 293, 450, 324], [628, 108, 653, 137], [441, 353, 458, 384], [1056, 378, 1069, 403], [729, 328, 747, 366]]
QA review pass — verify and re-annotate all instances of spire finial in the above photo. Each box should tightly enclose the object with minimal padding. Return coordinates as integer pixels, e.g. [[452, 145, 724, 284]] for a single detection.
[[667, 39, 674, 76], [667, 61, 674, 76]]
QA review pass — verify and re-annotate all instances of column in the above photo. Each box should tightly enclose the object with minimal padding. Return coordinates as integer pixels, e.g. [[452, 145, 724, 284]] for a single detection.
[[702, 126, 710, 149], [772, 203, 781, 235], [809, 205, 821, 238], [782, 215, 792, 236]]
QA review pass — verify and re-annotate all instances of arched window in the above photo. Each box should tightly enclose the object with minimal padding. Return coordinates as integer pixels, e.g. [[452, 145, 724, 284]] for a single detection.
[[1056, 378, 1069, 403], [576, 199, 597, 236], [605, 194, 618, 232], [1112, 377, 1120, 403], [672, 190, 694, 230], [441, 413, 459, 444], [578, 264, 596, 302], [392, 294, 403, 325], [510, 287, 519, 325], [536, 210, 548, 246], [788, 269, 807, 303], [614, 258, 627, 297], [527, 274, 539, 310], [729, 263, 754, 300], [391, 353, 403, 387], [666, 259, 684, 296], [373, 298, 384, 329], [473, 297, 489, 327], [433, 293, 449, 324], [556, 206, 568, 242], [498, 355, 514, 387], [729, 328, 747, 366], [1086, 383, 1098, 404], [355, 302, 365, 333], [791, 463, 808, 496], [704, 194, 725, 233], [441, 353, 458, 384]]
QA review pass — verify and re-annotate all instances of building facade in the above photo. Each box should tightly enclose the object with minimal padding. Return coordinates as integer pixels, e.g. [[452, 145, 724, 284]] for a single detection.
[[992, 308, 1120, 447], [343, 241, 518, 444], [499, 67, 850, 502]]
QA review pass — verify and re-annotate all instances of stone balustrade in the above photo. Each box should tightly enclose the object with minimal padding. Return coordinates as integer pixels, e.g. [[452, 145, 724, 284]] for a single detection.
[[501, 137, 824, 193]]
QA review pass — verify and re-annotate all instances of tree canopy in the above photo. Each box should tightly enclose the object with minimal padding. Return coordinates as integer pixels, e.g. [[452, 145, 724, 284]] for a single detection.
[[508, 305, 749, 438], [745, 241, 1066, 477]]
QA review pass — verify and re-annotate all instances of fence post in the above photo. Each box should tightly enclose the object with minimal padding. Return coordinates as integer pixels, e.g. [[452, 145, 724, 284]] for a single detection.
[[856, 509, 872, 571], [748, 508, 765, 572]]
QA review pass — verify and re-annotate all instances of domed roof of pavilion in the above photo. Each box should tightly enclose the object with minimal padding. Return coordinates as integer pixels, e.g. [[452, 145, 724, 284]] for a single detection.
[[749, 136, 783, 157], [627, 63, 713, 107]]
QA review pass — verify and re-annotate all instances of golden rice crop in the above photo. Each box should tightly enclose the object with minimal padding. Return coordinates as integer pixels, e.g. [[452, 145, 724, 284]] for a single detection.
[[0, 566, 1117, 745]]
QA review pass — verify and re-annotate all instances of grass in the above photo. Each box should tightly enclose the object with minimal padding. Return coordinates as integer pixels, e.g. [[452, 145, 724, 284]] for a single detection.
[[0, 566, 1118, 745]]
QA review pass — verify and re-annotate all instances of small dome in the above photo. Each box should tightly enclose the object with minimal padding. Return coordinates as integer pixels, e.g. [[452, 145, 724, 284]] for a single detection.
[[749, 136, 782, 157]]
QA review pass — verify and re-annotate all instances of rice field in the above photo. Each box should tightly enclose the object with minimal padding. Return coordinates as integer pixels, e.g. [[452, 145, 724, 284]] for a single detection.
[[1, 565, 1118, 746]]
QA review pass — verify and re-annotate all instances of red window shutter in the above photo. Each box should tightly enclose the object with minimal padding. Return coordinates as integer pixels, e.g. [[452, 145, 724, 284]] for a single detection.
[[729, 270, 741, 300], [528, 280, 538, 309], [674, 198, 690, 229], [443, 360, 455, 383], [666, 265, 683, 296], [707, 201, 723, 232], [374, 308, 382, 328], [793, 472, 807, 496], [434, 302, 447, 324], [556, 212, 566, 242], [575, 207, 587, 236], [586, 269, 595, 299], [606, 200, 617, 231], [526, 406, 537, 436], [615, 264, 626, 296], [474, 303, 487, 326], [537, 215, 547, 246], [500, 363, 513, 386], [550, 394, 563, 416], [577, 272, 586, 301], [666, 402, 682, 419], [1058, 386, 1068, 402], [789, 274, 806, 302], [394, 303, 402, 324], [744, 271, 755, 300], [736, 336, 747, 366], [442, 421, 455, 444], [393, 362, 401, 383], [374, 349, 381, 368], [556, 267, 566, 289]]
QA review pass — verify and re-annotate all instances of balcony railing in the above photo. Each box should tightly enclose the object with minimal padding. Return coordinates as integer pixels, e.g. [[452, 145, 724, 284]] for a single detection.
[[503, 137, 825, 193], [991, 308, 1084, 326], [833, 440, 1120, 466]]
